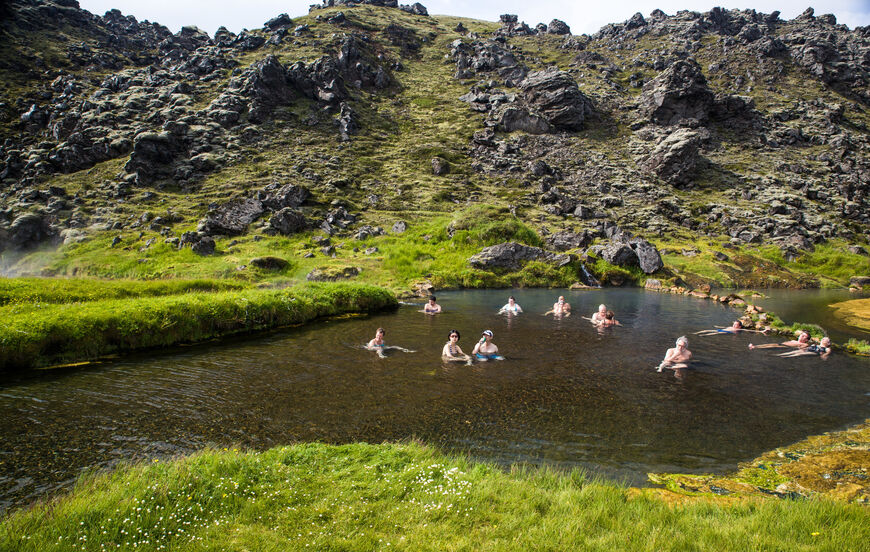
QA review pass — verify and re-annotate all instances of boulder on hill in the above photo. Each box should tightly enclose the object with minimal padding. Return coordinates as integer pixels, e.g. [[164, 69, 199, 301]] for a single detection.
[[198, 198, 265, 236], [547, 19, 571, 35], [491, 106, 551, 134], [640, 59, 714, 126], [4, 212, 56, 251], [546, 230, 591, 251], [519, 68, 593, 131], [640, 128, 709, 187], [468, 242, 571, 271], [268, 208, 306, 235]]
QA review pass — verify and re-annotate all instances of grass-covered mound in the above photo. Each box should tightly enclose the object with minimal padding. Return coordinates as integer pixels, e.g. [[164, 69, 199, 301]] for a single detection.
[[1, 442, 867, 551], [829, 297, 870, 355], [0, 277, 248, 306], [0, 281, 396, 371], [650, 419, 870, 504]]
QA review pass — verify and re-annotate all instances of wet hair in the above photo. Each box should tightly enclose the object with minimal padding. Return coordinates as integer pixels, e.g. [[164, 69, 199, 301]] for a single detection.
[[429, 296, 437, 302], [605, 311, 614, 320], [509, 296, 516, 301], [448, 329, 460, 340], [733, 320, 743, 328], [676, 336, 688, 347], [376, 327, 385, 335]]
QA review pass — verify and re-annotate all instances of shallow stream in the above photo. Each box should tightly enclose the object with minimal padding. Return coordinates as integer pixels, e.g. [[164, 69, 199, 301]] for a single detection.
[[1, 288, 869, 512]]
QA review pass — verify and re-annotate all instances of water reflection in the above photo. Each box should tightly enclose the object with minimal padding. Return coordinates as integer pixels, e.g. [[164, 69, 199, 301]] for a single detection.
[[0, 288, 868, 512]]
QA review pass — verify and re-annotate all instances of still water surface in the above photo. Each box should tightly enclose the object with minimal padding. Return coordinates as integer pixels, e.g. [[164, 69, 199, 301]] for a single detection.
[[1, 289, 869, 511]]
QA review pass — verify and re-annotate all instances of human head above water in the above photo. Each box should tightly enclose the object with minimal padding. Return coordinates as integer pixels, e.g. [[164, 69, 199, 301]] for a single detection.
[[375, 327, 385, 337], [508, 296, 516, 303], [598, 304, 607, 313], [676, 336, 688, 347], [448, 329, 460, 340], [605, 310, 614, 320], [428, 296, 437, 303], [558, 296, 565, 303], [797, 331, 810, 342], [820, 336, 831, 347], [482, 329, 493, 339], [732, 320, 743, 328]]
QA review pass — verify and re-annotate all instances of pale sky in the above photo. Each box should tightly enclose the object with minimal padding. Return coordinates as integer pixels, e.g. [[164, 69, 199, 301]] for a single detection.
[[77, 1, 870, 37]]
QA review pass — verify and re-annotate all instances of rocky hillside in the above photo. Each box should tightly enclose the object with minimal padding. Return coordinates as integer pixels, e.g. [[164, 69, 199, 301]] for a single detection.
[[0, 0, 868, 289]]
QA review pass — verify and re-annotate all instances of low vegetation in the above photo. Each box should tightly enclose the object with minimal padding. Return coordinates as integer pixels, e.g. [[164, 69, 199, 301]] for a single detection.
[[650, 419, 870, 504], [1, 442, 867, 552], [0, 281, 396, 371]]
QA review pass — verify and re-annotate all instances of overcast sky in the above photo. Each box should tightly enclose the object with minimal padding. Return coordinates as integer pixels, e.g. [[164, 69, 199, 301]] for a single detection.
[[76, 1, 870, 36]]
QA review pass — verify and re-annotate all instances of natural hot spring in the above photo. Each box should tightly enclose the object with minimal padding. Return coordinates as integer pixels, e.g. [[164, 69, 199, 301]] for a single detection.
[[1, 288, 868, 511]]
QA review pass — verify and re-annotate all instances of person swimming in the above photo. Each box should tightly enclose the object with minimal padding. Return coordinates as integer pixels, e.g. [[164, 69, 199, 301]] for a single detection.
[[656, 336, 692, 372], [748, 330, 810, 350], [471, 329, 504, 361], [695, 320, 765, 336], [545, 296, 571, 317], [601, 310, 620, 327], [421, 295, 442, 314], [498, 296, 523, 315], [366, 328, 414, 358], [442, 329, 472, 363], [778, 337, 832, 358], [589, 304, 607, 324]]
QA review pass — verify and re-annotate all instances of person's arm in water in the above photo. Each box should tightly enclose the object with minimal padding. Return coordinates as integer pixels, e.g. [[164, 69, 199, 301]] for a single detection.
[[749, 343, 787, 349], [385, 345, 415, 353]]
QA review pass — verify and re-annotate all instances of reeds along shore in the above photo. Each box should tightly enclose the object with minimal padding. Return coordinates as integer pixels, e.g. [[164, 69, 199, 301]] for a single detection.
[[0, 281, 397, 371]]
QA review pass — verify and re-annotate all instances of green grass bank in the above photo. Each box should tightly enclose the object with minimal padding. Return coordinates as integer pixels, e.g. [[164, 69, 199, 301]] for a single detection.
[[1, 442, 867, 552], [0, 281, 396, 371]]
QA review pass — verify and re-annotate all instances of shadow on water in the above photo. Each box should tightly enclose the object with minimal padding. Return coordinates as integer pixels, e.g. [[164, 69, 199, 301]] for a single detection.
[[1, 288, 869, 511]]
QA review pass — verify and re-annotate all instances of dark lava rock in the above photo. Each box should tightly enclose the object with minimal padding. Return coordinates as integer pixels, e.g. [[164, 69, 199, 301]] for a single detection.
[[431, 157, 450, 175], [519, 68, 592, 131], [640, 128, 708, 186], [260, 183, 309, 210], [190, 236, 216, 256], [400, 3, 428, 16], [125, 131, 185, 184], [268, 207, 306, 235], [250, 256, 289, 270], [468, 241, 571, 271], [6, 212, 55, 251], [491, 106, 551, 134], [631, 240, 664, 274], [640, 59, 714, 126], [338, 102, 358, 141], [264, 13, 293, 30], [198, 198, 265, 236], [546, 230, 590, 251], [600, 243, 638, 267], [547, 19, 571, 35]]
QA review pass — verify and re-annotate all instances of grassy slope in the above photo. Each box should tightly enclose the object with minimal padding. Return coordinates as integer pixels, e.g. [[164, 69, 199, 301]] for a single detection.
[[1, 442, 867, 552], [1, 7, 866, 289]]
